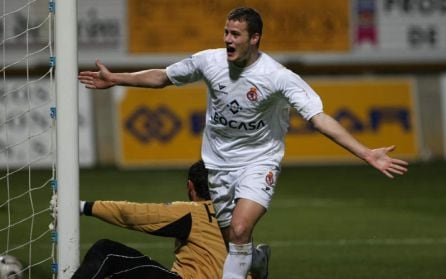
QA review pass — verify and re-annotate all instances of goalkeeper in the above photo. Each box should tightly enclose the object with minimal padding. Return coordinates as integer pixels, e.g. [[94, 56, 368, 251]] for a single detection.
[[72, 160, 226, 279]]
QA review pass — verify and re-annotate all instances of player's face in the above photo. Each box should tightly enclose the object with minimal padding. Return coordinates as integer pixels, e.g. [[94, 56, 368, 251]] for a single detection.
[[224, 20, 259, 67]]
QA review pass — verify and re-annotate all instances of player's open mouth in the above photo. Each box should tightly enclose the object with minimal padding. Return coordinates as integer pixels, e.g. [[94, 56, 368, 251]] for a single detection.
[[226, 47, 236, 55]]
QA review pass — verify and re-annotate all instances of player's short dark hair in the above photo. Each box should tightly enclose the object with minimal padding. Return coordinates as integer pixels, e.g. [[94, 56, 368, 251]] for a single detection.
[[188, 160, 211, 200], [227, 7, 263, 37]]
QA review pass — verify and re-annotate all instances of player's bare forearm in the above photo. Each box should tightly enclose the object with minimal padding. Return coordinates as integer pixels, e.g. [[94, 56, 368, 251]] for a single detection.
[[310, 112, 408, 178], [310, 113, 369, 158], [78, 59, 172, 89], [121, 69, 172, 88]]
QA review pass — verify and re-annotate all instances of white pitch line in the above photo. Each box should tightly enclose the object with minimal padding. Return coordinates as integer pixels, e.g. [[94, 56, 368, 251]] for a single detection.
[[80, 237, 446, 250]]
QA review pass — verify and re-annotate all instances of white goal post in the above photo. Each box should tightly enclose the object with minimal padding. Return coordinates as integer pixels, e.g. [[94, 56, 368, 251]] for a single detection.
[[1, 0, 80, 277], [55, 0, 80, 277]]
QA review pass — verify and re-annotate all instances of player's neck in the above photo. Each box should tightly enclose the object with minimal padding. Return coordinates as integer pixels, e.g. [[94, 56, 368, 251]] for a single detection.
[[233, 51, 260, 68]]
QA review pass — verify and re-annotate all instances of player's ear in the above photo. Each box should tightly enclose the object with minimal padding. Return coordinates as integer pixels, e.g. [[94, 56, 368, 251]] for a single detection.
[[187, 180, 198, 201], [250, 33, 260, 46], [187, 180, 194, 191]]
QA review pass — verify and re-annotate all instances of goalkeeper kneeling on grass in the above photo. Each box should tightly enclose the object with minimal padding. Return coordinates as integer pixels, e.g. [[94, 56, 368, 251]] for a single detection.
[[72, 160, 229, 279]]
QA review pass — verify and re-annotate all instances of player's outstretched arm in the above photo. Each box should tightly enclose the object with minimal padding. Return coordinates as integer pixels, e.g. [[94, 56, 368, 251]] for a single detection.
[[78, 59, 172, 90], [310, 112, 408, 178], [78, 59, 116, 89], [362, 145, 408, 179]]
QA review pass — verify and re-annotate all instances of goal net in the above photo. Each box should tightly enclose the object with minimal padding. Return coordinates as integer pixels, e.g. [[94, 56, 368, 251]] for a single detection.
[[1, 0, 79, 278]]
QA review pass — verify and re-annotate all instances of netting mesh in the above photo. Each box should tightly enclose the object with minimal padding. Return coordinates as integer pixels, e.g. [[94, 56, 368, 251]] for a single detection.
[[1, 0, 56, 278]]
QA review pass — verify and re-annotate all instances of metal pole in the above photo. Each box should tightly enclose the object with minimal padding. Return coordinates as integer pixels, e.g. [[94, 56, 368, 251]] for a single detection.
[[55, 0, 79, 277]]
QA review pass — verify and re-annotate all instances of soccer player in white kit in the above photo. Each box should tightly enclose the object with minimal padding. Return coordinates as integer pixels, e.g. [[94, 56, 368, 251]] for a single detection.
[[79, 7, 409, 279]]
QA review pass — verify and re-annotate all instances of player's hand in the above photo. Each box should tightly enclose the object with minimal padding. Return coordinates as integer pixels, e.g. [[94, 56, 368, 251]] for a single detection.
[[364, 145, 408, 179], [78, 59, 115, 89]]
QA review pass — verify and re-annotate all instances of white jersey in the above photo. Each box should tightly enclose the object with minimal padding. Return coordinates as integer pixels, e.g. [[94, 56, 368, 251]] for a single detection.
[[166, 49, 323, 170]]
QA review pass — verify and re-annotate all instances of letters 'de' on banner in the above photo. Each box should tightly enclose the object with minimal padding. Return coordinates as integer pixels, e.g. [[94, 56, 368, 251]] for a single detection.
[[128, 0, 350, 53], [116, 79, 419, 167]]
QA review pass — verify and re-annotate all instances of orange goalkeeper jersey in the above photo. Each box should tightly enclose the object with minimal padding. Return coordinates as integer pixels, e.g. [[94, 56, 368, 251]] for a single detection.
[[90, 200, 226, 279]]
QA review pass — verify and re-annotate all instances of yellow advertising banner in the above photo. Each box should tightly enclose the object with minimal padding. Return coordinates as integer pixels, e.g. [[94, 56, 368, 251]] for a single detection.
[[284, 79, 419, 163], [116, 86, 206, 167], [116, 79, 419, 167], [128, 0, 350, 53]]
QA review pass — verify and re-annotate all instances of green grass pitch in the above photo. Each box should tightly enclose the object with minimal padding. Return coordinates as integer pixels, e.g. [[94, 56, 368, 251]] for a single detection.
[[2, 161, 446, 278]]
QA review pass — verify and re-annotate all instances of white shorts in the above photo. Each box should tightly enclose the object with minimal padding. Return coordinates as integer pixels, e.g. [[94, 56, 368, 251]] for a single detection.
[[207, 163, 281, 228]]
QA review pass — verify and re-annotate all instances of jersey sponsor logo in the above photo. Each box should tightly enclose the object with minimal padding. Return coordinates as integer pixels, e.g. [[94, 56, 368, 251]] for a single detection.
[[246, 87, 258, 102], [211, 111, 265, 131], [227, 99, 243, 114]]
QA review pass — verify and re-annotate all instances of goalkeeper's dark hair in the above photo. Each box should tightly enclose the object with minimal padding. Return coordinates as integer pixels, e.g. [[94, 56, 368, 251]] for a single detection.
[[188, 160, 211, 200]]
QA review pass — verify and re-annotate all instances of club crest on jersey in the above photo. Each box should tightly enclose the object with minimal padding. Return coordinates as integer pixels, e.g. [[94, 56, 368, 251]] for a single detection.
[[265, 171, 274, 186], [246, 87, 258, 102]]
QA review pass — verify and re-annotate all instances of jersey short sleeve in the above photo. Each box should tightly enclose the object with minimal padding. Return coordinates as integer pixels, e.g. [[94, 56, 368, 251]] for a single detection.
[[166, 51, 208, 86], [277, 69, 323, 120]]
